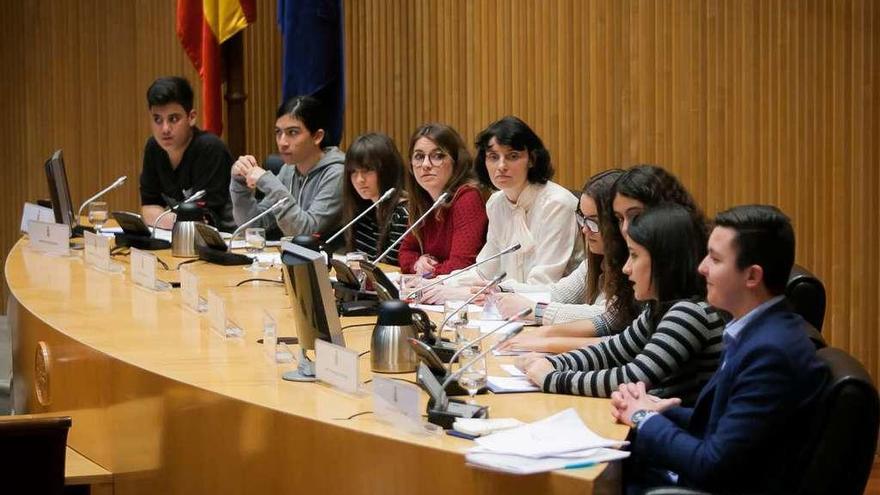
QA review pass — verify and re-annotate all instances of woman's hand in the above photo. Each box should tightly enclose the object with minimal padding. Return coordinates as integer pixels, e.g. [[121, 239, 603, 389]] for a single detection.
[[495, 293, 536, 319], [523, 358, 554, 386], [412, 255, 438, 277]]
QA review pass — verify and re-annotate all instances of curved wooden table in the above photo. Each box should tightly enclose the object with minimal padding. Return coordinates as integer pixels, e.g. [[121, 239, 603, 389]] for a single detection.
[[5, 238, 628, 494]]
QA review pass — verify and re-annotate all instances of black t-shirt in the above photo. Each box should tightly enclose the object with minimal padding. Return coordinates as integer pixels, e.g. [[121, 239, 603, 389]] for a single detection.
[[139, 128, 234, 231]]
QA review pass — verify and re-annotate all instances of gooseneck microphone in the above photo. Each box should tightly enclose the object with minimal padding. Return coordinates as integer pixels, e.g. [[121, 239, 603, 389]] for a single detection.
[[445, 307, 532, 373], [405, 243, 522, 300], [77, 176, 127, 218], [440, 324, 526, 390], [227, 197, 289, 246], [435, 272, 507, 342], [322, 187, 396, 248], [151, 189, 207, 238], [372, 191, 450, 264]]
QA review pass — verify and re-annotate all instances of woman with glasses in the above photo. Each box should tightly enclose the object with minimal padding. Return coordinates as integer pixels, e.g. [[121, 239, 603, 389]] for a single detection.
[[494, 168, 622, 322], [341, 133, 409, 266], [398, 123, 488, 276], [500, 164, 709, 353], [418, 116, 582, 303]]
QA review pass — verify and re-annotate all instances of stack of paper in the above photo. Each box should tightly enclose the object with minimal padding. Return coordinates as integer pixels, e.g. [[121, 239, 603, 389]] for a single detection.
[[465, 408, 629, 474]]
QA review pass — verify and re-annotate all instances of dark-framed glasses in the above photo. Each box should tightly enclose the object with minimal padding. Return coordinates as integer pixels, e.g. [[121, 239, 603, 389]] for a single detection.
[[411, 150, 449, 169]]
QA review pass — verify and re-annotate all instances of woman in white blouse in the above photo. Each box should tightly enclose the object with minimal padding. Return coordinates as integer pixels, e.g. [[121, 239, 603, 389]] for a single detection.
[[419, 116, 582, 302]]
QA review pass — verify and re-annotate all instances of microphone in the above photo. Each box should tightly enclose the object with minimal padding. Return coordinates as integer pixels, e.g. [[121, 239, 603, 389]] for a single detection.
[[227, 197, 289, 246], [445, 307, 532, 372], [372, 191, 450, 264], [322, 187, 396, 247], [151, 189, 207, 237], [440, 323, 526, 390], [435, 272, 506, 344], [77, 176, 127, 218], [405, 243, 522, 300]]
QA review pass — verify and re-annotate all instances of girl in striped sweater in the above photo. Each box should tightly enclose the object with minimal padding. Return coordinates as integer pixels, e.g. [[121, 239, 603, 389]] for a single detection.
[[518, 204, 725, 400]]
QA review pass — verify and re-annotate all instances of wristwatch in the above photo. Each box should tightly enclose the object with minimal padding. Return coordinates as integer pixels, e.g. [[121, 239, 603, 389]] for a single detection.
[[534, 302, 548, 325], [630, 409, 652, 428]]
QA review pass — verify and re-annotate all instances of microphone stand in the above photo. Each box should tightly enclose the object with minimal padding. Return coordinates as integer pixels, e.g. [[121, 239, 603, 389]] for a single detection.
[[227, 197, 289, 247], [322, 187, 396, 248], [77, 176, 127, 218], [372, 191, 449, 264], [405, 243, 522, 300], [426, 273, 505, 362], [445, 307, 532, 373], [151, 189, 207, 238]]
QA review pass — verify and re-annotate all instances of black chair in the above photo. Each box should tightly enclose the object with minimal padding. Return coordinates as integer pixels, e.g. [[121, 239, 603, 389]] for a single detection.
[[0, 414, 72, 495], [787, 264, 826, 332], [264, 153, 285, 176], [644, 347, 880, 495]]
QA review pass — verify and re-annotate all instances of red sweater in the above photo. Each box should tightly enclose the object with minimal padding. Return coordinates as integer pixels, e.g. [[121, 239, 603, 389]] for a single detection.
[[398, 186, 488, 275]]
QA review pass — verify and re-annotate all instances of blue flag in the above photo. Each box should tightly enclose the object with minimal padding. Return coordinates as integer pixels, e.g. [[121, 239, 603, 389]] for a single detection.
[[277, 0, 345, 146]]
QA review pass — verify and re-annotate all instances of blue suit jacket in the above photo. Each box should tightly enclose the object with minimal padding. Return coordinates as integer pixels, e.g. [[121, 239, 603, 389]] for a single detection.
[[633, 301, 827, 492]]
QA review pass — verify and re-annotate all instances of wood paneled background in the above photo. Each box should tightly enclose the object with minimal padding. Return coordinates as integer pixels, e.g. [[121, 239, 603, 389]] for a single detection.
[[1, 0, 877, 382]]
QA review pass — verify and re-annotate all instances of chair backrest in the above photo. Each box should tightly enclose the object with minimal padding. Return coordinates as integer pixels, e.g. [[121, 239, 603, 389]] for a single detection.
[[786, 264, 826, 332], [0, 415, 72, 495], [795, 347, 880, 495]]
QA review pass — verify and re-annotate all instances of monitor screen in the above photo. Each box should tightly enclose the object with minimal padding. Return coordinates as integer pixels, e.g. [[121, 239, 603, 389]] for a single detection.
[[281, 241, 344, 351], [44, 149, 77, 229]]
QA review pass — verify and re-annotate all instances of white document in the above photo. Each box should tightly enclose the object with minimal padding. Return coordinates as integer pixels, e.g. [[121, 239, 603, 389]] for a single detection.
[[486, 376, 540, 394], [20, 203, 55, 234], [315, 339, 360, 395], [28, 220, 70, 256], [466, 447, 630, 475], [469, 320, 522, 335], [500, 364, 526, 377], [472, 408, 628, 458]]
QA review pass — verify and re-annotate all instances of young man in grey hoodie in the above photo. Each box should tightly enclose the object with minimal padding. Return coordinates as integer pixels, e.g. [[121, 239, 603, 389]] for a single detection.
[[230, 96, 345, 241]]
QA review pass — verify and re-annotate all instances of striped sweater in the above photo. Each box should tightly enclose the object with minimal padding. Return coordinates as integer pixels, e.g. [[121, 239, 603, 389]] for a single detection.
[[542, 300, 725, 398], [351, 202, 409, 266]]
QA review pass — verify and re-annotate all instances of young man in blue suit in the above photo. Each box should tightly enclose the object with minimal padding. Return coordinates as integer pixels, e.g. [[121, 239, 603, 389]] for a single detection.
[[610, 204, 827, 493]]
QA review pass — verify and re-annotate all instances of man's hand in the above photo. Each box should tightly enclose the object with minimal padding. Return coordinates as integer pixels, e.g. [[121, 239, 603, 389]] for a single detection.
[[231, 155, 258, 178], [610, 382, 681, 427], [245, 166, 268, 189]]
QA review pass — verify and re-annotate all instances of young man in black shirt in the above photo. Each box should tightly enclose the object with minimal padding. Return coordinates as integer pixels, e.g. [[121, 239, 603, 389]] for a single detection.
[[140, 77, 235, 231]]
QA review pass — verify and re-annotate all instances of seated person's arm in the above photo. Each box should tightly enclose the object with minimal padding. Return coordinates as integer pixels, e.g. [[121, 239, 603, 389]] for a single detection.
[[259, 166, 343, 237], [230, 155, 266, 227]]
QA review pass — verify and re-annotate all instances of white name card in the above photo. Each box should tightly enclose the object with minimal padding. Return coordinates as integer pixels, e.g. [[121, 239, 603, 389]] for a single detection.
[[20, 203, 55, 234], [84, 231, 116, 272], [207, 290, 242, 337], [315, 339, 360, 394], [373, 375, 422, 424], [130, 248, 158, 290], [28, 220, 70, 256], [180, 266, 203, 312]]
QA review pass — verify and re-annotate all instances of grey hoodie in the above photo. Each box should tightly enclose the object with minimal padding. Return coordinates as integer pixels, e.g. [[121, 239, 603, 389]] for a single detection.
[[230, 147, 345, 239]]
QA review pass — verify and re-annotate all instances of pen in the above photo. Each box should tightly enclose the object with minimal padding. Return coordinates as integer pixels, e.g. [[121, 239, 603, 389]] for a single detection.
[[563, 461, 597, 470]]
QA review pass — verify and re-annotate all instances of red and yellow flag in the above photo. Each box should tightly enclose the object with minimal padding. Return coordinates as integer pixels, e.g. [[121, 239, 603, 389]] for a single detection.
[[177, 0, 256, 135]]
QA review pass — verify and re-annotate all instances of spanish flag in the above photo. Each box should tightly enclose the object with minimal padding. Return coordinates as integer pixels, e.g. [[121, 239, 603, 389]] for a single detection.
[[177, 0, 256, 135]]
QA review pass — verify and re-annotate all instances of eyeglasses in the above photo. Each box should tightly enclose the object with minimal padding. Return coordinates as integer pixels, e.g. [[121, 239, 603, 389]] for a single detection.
[[576, 211, 600, 233], [411, 150, 449, 169]]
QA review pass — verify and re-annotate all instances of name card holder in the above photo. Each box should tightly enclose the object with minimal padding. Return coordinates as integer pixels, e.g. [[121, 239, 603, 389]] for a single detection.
[[372, 376, 426, 433], [180, 266, 206, 313], [84, 231, 123, 273], [206, 290, 243, 338], [27, 220, 71, 257], [131, 248, 171, 292], [20, 203, 55, 234], [315, 339, 361, 395], [262, 310, 294, 363]]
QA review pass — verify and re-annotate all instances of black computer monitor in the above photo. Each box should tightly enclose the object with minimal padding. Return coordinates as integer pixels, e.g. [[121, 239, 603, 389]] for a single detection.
[[44, 149, 77, 232], [280, 241, 345, 382]]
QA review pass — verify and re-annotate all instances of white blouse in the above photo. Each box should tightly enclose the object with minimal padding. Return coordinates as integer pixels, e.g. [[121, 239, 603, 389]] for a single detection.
[[474, 181, 583, 291]]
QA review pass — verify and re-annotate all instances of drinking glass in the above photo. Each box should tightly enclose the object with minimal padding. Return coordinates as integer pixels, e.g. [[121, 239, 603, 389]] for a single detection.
[[457, 347, 487, 403], [443, 300, 469, 341], [399, 274, 424, 303], [345, 252, 367, 287], [244, 227, 267, 272], [88, 201, 109, 234]]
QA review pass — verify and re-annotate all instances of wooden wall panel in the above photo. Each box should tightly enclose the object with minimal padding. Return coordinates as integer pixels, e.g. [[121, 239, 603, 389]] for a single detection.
[[1, 1, 877, 382]]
